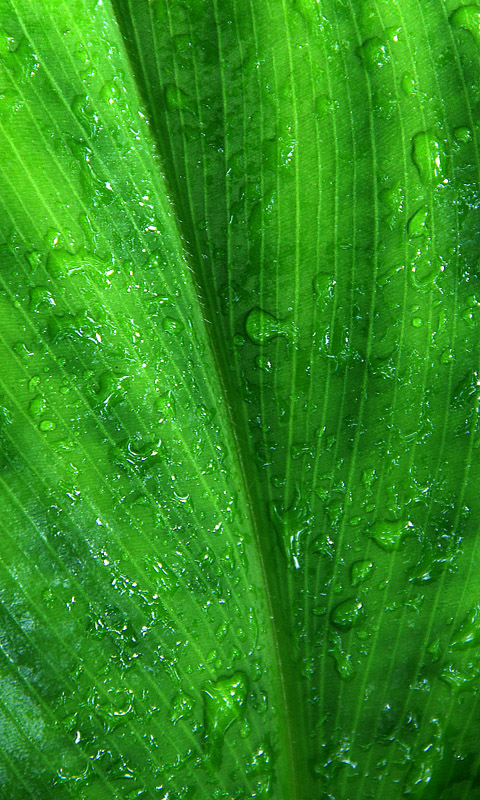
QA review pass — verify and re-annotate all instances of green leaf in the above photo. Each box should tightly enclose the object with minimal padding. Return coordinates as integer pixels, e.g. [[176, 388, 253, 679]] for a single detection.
[[0, 0, 479, 798]]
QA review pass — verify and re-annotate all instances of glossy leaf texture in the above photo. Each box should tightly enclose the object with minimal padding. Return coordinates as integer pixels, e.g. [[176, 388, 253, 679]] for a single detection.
[[0, 0, 480, 798]]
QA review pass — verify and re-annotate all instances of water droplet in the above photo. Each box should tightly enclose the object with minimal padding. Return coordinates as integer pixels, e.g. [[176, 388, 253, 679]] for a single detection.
[[30, 285, 55, 311], [28, 395, 46, 418], [358, 37, 389, 70], [451, 605, 480, 650], [245, 307, 295, 345], [369, 519, 411, 551], [329, 631, 355, 680], [255, 354, 272, 371], [412, 131, 444, 185], [270, 491, 312, 569], [410, 244, 443, 290], [330, 598, 365, 631], [28, 376, 40, 393], [380, 181, 404, 227], [162, 317, 184, 333], [412, 316, 423, 328], [154, 391, 176, 421], [440, 347, 453, 364], [451, 5, 480, 46], [203, 672, 247, 765], [164, 84, 192, 112], [313, 272, 336, 299], [39, 419, 55, 432], [441, 661, 480, 691], [401, 72, 417, 96], [215, 621, 229, 642], [26, 250, 44, 271], [195, 404, 214, 422], [169, 690, 195, 725], [314, 94, 334, 119], [454, 126, 472, 143], [408, 206, 429, 238], [350, 560, 374, 587]]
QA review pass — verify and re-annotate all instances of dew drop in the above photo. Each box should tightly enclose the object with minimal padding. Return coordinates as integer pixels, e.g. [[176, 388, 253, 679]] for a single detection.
[[314, 94, 334, 119], [440, 347, 453, 364], [30, 285, 55, 311]]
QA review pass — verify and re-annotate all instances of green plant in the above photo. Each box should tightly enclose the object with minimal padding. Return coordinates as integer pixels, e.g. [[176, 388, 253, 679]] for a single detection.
[[0, 0, 480, 797]]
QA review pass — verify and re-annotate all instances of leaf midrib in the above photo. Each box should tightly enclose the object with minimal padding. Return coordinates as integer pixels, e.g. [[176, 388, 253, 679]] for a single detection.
[[108, 1, 312, 796]]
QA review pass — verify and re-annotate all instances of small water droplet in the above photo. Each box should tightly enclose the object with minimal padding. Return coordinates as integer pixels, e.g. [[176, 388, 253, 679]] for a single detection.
[[30, 285, 55, 311], [255, 354, 272, 371], [314, 94, 334, 119], [28, 376, 40, 393], [329, 631, 355, 680]]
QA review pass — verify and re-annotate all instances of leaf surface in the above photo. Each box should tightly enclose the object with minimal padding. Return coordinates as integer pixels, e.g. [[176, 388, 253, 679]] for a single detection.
[[0, 0, 480, 798]]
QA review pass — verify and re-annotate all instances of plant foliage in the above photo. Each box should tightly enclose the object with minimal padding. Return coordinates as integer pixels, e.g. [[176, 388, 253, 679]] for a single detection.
[[0, 0, 480, 798]]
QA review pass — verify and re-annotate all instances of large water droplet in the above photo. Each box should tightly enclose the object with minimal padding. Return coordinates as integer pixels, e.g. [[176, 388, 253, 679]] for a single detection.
[[350, 559, 374, 587], [451, 5, 480, 45], [451, 605, 480, 650], [357, 37, 389, 70], [245, 307, 295, 345], [203, 672, 247, 765], [408, 206, 429, 238], [412, 131, 444, 185], [369, 519, 411, 551], [330, 598, 365, 631], [169, 690, 195, 725]]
